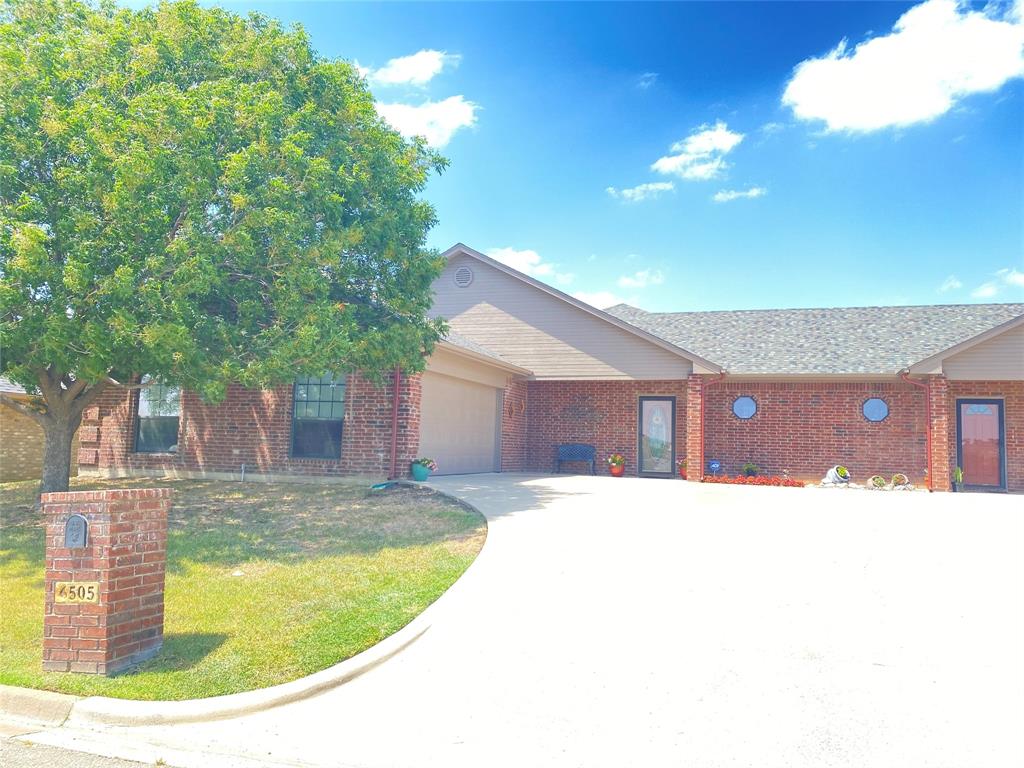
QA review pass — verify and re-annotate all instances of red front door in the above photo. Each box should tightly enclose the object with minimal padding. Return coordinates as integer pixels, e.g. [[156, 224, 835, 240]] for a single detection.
[[957, 400, 1004, 488]]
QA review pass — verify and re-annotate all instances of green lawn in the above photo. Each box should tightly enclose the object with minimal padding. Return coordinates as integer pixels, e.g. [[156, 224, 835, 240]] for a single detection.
[[0, 476, 485, 701]]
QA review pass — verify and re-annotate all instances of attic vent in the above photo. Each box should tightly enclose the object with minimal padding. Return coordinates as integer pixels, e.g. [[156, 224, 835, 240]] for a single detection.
[[454, 266, 474, 288]]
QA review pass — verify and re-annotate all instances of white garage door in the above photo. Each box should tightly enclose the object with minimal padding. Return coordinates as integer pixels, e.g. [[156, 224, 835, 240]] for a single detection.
[[419, 371, 500, 475]]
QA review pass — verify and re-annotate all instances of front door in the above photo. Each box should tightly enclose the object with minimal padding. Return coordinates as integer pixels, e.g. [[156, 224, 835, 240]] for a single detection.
[[638, 396, 675, 477], [956, 399, 1005, 490]]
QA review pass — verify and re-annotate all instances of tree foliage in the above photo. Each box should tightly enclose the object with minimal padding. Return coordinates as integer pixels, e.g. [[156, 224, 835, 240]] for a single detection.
[[0, 0, 447, 403]]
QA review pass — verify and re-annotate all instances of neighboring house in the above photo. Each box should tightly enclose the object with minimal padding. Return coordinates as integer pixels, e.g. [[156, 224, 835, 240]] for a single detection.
[[76, 244, 1024, 492], [0, 378, 79, 483]]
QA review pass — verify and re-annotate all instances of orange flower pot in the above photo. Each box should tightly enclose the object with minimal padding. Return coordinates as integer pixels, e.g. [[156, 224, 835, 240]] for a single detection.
[[609, 464, 625, 477]]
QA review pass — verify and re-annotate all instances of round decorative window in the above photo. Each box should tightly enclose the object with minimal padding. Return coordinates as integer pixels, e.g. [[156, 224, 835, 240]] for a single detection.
[[732, 396, 757, 420], [862, 398, 889, 422]]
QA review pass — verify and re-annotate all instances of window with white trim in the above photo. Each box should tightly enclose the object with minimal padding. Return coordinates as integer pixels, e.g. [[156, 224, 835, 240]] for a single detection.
[[135, 377, 181, 453], [291, 374, 346, 459]]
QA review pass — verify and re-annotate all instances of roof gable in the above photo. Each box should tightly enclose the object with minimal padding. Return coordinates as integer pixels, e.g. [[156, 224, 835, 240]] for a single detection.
[[439, 244, 721, 375]]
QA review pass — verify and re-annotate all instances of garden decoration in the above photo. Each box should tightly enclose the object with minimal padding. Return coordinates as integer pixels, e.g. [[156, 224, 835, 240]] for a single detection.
[[410, 458, 438, 481], [742, 462, 760, 477], [607, 453, 626, 477], [823, 465, 851, 484], [952, 466, 964, 492], [676, 458, 687, 480]]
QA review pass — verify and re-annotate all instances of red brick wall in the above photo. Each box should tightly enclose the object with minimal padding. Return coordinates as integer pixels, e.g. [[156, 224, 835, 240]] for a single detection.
[[42, 488, 169, 674], [927, 377, 951, 491], [526, 380, 688, 475], [945, 380, 1024, 492], [79, 373, 422, 479], [702, 380, 928, 484], [501, 378, 529, 472]]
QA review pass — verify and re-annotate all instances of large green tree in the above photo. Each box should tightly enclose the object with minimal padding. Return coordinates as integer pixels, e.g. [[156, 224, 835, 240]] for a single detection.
[[0, 0, 447, 493]]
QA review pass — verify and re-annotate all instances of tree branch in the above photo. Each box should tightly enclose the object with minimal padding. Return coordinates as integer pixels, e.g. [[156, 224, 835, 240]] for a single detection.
[[104, 375, 159, 390], [69, 379, 109, 420], [65, 376, 89, 400], [167, 206, 188, 244], [0, 393, 48, 427]]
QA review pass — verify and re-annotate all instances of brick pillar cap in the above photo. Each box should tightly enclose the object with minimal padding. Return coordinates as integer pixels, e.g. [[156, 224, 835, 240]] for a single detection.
[[40, 488, 173, 504]]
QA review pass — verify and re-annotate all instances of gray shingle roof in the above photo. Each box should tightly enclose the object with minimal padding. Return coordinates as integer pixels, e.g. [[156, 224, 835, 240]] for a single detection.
[[604, 303, 1024, 375]]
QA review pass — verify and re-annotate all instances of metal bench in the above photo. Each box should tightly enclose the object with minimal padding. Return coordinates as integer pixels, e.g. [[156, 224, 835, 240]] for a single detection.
[[554, 443, 597, 475]]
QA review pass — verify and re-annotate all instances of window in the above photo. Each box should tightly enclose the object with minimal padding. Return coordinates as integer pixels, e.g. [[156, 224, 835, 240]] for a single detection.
[[732, 396, 757, 420], [862, 397, 889, 422], [291, 374, 346, 459], [135, 377, 180, 453]]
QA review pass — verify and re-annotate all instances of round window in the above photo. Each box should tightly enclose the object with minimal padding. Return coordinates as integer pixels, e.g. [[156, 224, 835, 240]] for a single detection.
[[732, 396, 757, 420], [863, 397, 889, 422]]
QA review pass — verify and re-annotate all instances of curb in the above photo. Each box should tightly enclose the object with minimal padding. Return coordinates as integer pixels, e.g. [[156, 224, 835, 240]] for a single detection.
[[0, 685, 78, 728], [67, 615, 430, 728]]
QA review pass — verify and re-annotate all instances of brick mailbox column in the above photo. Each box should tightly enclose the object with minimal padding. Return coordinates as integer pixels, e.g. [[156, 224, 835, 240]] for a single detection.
[[42, 488, 171, 674]]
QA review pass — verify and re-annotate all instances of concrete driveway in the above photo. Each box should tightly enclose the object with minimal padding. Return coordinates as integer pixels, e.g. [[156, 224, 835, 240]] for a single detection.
[[23, 475, 1024, 768]]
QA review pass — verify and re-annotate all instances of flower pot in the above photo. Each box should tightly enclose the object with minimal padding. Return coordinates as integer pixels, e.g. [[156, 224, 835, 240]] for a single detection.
[[678, 467, 687, 480], [952, 482, 963, 493], [410, 463, 432, 482], [609, 464, 624, 477]]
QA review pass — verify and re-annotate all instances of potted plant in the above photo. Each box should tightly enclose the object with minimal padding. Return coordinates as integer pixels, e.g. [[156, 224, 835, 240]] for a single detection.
[[824, 465, 851, 484], [891, 472, 908, 487], [952, 466, 964, 492], [676, 458, 687, 480], [607, 453, 625, 477], [869, 475, 887, 489], [410, 457, 437, 481], [741, 462, 760, 477]]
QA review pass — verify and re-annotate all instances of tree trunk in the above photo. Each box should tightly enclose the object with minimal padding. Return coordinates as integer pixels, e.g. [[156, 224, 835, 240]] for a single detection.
[[40, 416, 78, 495]]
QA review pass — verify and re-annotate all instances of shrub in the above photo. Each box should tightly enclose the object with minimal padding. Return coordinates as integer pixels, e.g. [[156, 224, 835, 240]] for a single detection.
[[741, 462, 760, 477]]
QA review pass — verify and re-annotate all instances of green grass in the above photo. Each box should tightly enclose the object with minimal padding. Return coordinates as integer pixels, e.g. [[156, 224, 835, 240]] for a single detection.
[[0, 476, 486, 700]]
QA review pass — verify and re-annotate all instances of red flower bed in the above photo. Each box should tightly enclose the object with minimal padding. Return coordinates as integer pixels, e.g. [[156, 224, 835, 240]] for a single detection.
[[702, 475, 805, 487]]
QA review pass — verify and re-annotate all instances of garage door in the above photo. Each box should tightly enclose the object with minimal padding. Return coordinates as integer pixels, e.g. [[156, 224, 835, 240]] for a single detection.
[[419, 371, 500, 475]]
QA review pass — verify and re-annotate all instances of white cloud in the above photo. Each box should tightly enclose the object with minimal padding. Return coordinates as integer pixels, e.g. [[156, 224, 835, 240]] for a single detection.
[[969, 267, 1024, 298], [782, 0, 1024, 132], [376, 96, 478, 147], [938, 274, 963, 292], [652, 121, 744, 180], [617, 269, 664, 289], [997, 267, 1024, 287], [761, 121, 786, 134], [362, 50, 460, 86], [971, 281, 1000, 298], [573, 290, 630, 309], [712, 186, 767, 203], [637, 72, 659, 90], [606, 182, 675, 203], [486, 247, 574, 286]]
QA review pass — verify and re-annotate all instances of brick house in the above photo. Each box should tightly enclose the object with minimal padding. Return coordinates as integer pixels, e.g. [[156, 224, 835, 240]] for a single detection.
[[75, 244, 1024, 492]]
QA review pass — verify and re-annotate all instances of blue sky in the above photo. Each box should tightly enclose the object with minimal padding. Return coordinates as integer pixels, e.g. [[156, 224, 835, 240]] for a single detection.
[[209, 2, 1021, 310]]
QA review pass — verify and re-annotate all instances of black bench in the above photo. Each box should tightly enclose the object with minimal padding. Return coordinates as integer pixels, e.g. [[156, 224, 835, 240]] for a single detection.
[[554, 443, 597, 475]]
